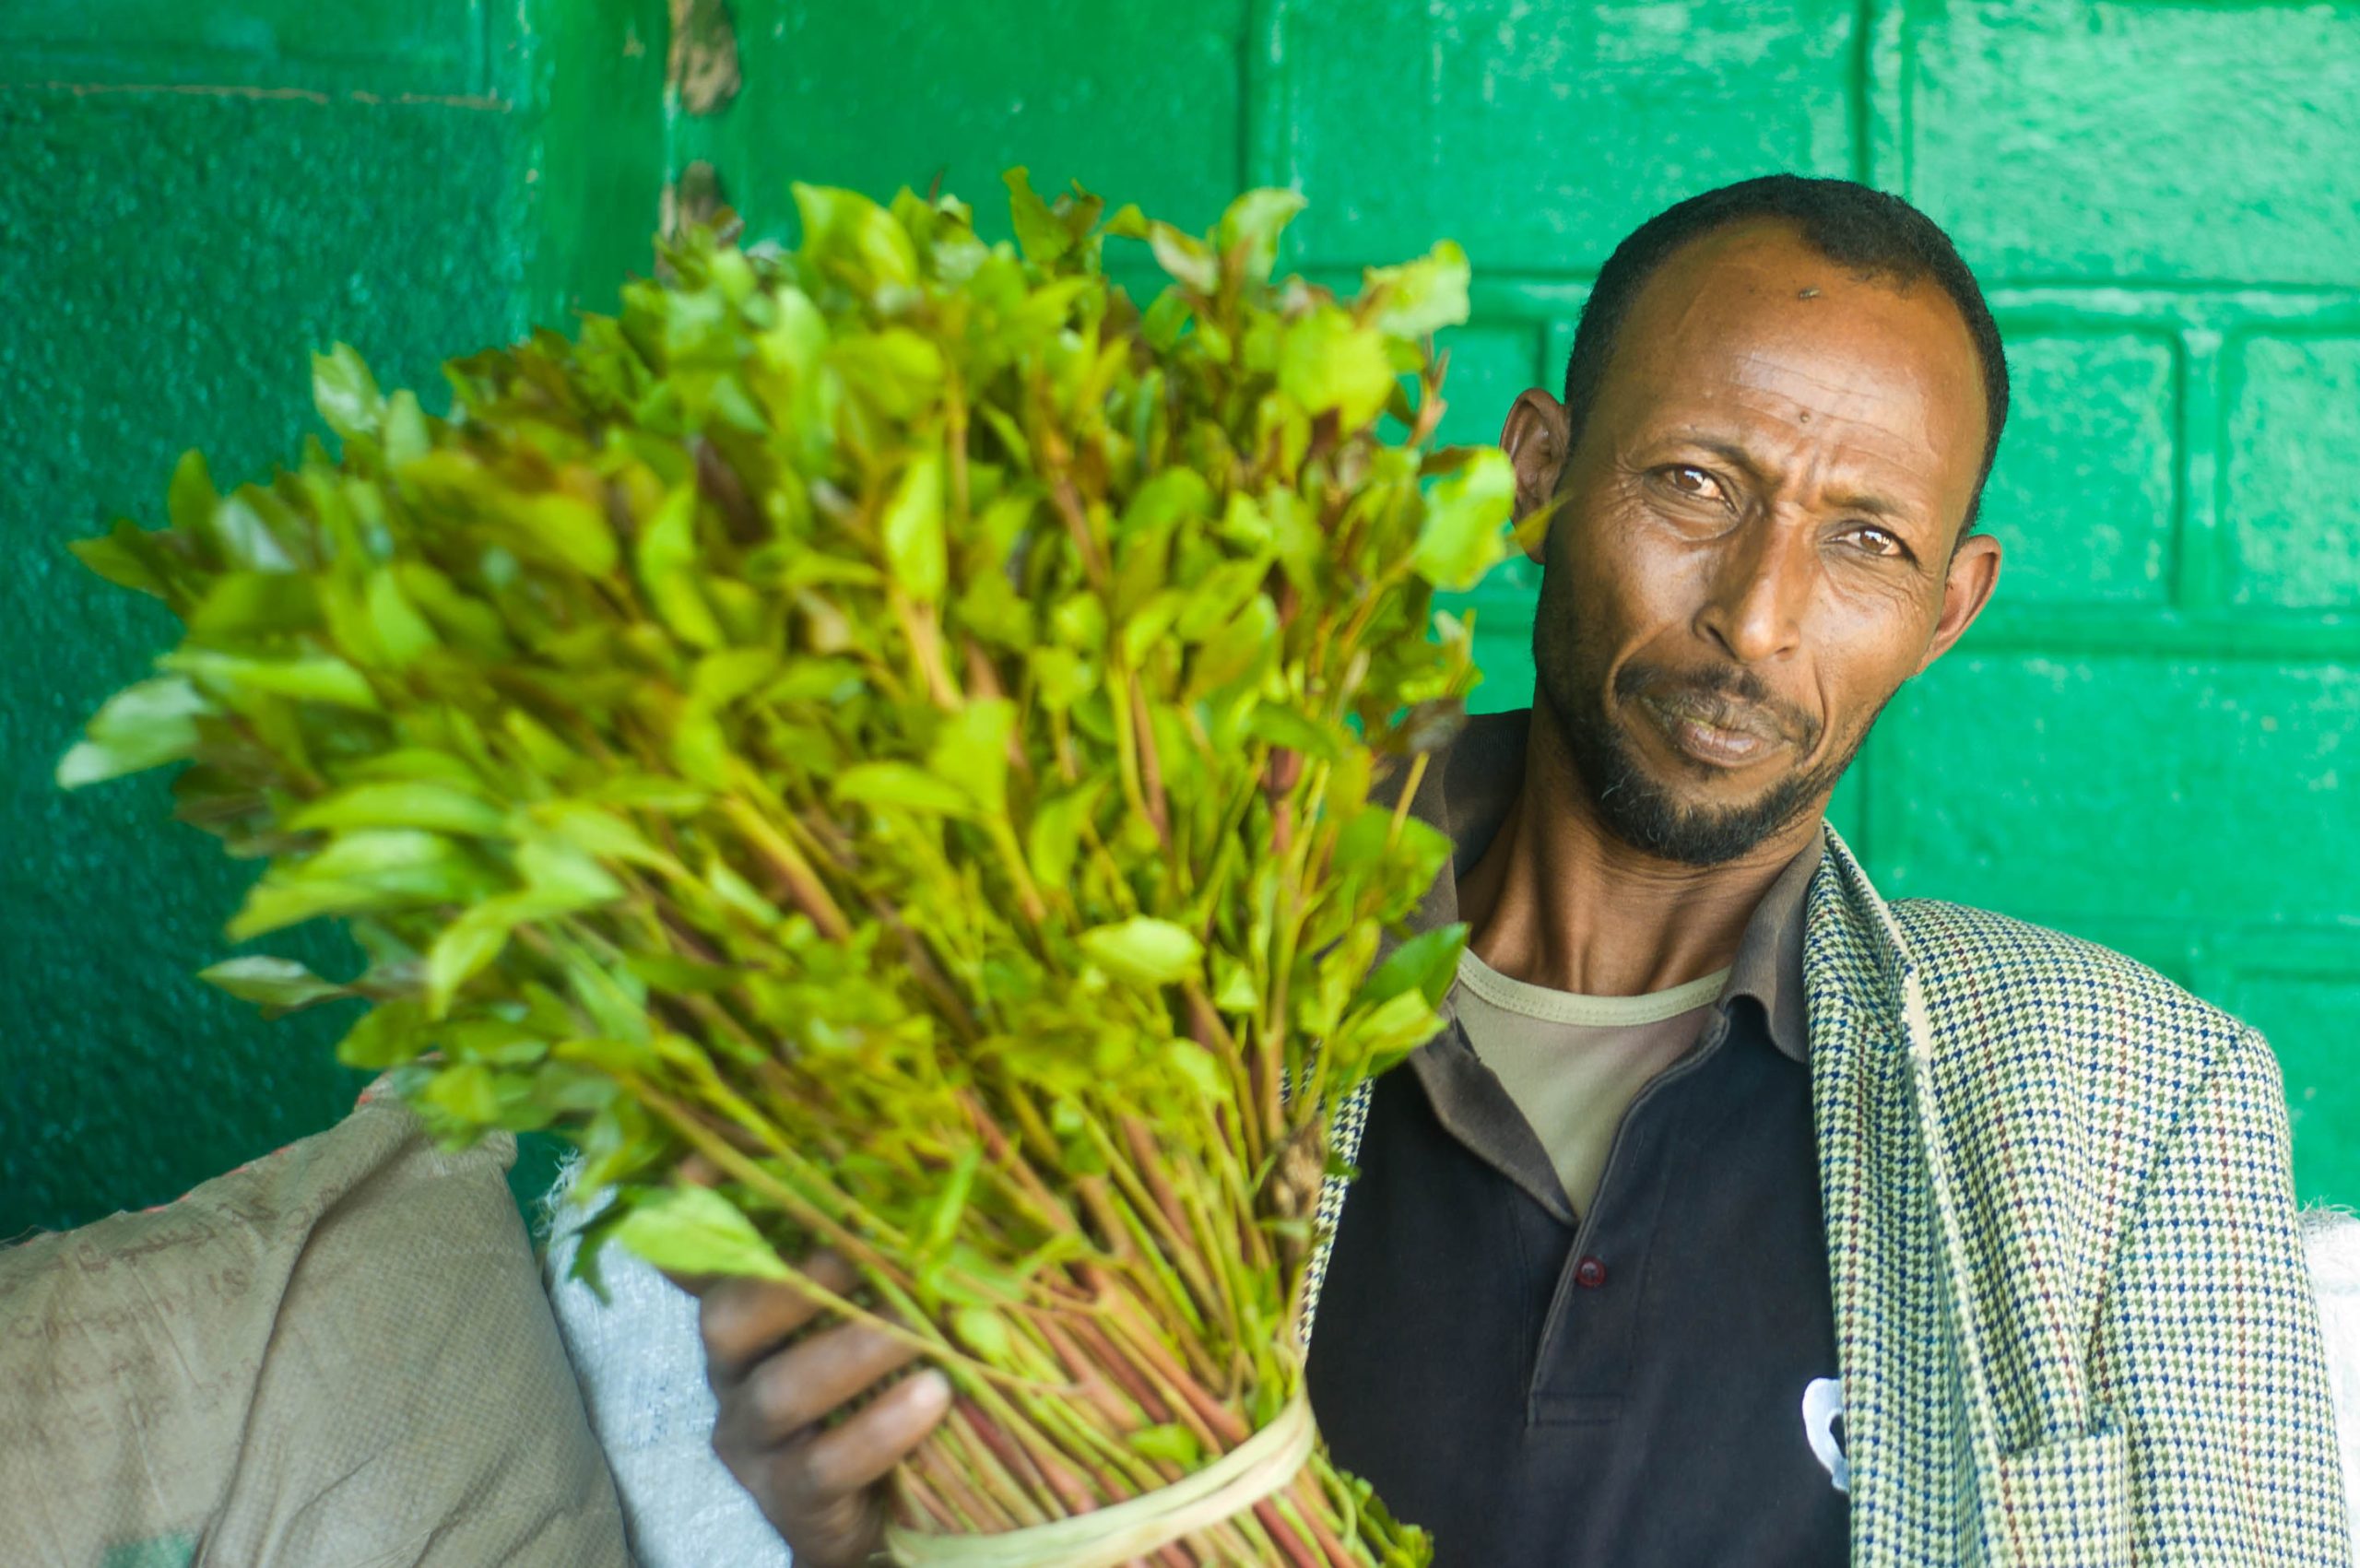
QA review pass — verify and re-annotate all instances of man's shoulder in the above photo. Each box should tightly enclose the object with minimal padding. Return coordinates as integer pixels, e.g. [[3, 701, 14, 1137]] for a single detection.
[[1887, 895, 2263, 1089], [1883, 902, 2302, 1270], [1891, 897, 2201, 1006]]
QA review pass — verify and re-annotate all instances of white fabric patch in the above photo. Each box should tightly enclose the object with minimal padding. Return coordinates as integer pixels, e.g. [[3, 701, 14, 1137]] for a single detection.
[[541, 1173, 795, 1568], [2301, 1208, 2360, 1565], [1802, 1375, 1849, 1494]]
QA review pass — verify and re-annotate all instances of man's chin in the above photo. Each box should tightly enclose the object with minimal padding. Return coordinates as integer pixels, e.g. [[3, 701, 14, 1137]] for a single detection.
[[1538, 668, 1845, 867], [1588, 765, 1822, 867]]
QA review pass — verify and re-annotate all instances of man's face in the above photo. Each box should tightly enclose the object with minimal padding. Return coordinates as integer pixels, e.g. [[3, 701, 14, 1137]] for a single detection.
[[1509, 220, 2001, 867]]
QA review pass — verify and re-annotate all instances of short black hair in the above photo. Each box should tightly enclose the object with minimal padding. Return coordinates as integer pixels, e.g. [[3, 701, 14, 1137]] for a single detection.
[[1561, 174, 2009, 536]]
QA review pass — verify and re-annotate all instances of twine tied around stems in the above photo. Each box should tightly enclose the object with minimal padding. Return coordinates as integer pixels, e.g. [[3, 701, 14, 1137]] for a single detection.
[[884, 1392, 1317, 1568]]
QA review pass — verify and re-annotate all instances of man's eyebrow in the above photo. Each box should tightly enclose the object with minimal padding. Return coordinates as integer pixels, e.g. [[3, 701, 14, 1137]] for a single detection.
[[1687, 438, 1764, 479], [1823, 488, 1917, 523]]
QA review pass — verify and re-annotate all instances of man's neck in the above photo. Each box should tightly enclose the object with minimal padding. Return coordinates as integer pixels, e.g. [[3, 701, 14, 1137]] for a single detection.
[[1454, 708, 1823, 997]]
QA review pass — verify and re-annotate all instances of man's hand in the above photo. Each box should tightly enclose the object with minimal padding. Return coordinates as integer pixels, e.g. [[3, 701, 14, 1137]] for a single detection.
[[683, 1251, 953, 1568]]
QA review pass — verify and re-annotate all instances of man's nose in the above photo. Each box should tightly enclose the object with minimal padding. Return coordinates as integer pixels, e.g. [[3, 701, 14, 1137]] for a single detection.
[[1693, 515, 1809, 666]]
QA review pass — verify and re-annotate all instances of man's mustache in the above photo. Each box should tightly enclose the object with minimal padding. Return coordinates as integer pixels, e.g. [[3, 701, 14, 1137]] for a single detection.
[[1612, 662, 1821, 750]]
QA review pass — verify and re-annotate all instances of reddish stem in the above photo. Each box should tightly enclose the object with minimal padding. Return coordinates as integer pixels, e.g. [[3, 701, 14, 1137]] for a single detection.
[[721, 798, 852, 941], [1288, 1469, 1359, 1562], [1050, 472, 1110, 585], [1129, 677, 1170, 844], [1062, 1316, 1178, 1427], [953, 1398, 1066, 1521], [1038, 1314, 1172, 1428], [1121, 1116, 1199, 1278], [896, 1467, 958, 1531], [1097, 1301, 1251, 1449], [1252, 1499, 1326, 1568]]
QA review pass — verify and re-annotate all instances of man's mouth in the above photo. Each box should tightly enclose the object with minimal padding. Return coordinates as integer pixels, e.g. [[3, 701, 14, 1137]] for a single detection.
[[1634, 690, 1792, 770]]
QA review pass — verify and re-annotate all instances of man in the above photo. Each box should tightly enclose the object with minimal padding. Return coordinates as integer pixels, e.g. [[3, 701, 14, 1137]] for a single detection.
[[683, 178, 2350, 1564]]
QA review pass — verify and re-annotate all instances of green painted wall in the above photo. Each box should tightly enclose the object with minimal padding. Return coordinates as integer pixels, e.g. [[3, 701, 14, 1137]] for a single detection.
[[0, 0, 666, 1234], [9, 0, 2359, 1232]]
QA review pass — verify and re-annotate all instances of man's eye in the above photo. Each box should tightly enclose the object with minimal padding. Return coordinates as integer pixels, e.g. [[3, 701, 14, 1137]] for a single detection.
[[1848, 524, 1906, 558], [1659, 466, 1723, 501]]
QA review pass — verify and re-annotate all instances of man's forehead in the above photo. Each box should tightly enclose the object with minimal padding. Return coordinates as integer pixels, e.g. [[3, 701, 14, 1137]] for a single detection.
[[1607, 221, 1988, 472], [1646, 217, 1896, 299], [1632, 221, 1957, 351]]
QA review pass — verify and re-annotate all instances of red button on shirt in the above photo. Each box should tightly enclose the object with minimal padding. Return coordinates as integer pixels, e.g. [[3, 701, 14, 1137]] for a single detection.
[[1574, 1256, 1608, 1289]]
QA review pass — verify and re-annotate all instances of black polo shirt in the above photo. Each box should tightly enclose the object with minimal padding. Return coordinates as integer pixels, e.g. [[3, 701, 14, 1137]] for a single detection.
[[1304, 709, 1848, 1566]]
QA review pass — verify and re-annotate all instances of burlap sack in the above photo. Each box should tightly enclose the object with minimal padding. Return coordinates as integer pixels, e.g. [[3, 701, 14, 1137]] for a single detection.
[[0, 1084, 633, 1568]]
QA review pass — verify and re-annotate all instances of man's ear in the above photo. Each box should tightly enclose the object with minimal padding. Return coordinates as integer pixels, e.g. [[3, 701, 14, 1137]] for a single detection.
[[1917, 530, 2003, 674], [1501, 389, 1571, 565]]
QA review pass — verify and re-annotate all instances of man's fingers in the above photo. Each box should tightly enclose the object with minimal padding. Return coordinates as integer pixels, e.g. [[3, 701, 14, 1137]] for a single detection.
[[763, 1488, 887, 1568], [699, 1250, 862, 1385], [732, 1319, 928, 1444], [778, 1370, 953, 1500]]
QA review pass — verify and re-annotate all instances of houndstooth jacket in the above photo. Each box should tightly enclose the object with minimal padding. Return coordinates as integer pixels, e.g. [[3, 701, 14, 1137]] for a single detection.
[[1302, 820, 2352, 1566]]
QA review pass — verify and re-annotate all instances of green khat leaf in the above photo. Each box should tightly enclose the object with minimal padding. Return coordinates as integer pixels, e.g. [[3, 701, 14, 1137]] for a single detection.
[[426, 902, 518, 1018], [336, 998, 428, 1070], [835, 760, 973, 815], [951, 1303, 1012, 1362], [1026, 778, 1107, 889], [55, 676, 209, 788], [1004, 166, 1069, 265], [924, 1145, 982, 1253], [1128, 1421, 1208, 1468], [365, 570, 439, 667], [312, 343, 385, 442], [636, 486, 724, 646], [516, 840, 627, 907], [198, 955, 353, 1014], [286, 781, 510, 838], [928, 699, 1017, 816], [68, 520, 175, 600], [1355, 923, 1469, 1011], [1366, 240, 1471, 339], [881, 450, 948, 601], [1162, 1039, 1228, 1100], [525, 492, 620, 578], [1080, 917, 1204, 987], [384, 389, 431, 468], [1336, 986, 1447, 1071], [162, 649, 383, 712], [1217, 188, 1307, 282], [614, 1185, 794, 1283], [792, 183, 919, 294], [166, 449, 218, 535], [227, 876, 393, 941], [1412, 445, 1516, 590], [1279, 306, 1397, 429], [1146, 223, 1218, 292], [187, 572, 318, 643]]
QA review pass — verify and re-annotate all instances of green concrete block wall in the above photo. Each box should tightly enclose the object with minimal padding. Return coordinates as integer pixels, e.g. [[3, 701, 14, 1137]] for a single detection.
[[0, 0, 667, 1235], [9, 0, 2359, 1231]]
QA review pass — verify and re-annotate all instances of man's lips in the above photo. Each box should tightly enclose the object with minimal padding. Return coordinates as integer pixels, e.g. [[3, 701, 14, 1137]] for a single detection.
[[1634, 691, 1793, 769]]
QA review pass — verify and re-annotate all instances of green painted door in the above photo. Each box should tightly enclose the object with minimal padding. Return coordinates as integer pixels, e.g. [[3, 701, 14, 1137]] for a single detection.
[[9, 0, 2357, 1232]]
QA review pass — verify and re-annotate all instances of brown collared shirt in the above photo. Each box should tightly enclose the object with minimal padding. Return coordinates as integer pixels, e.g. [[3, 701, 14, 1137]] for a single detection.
[[1304, 709, 1848, 1566]]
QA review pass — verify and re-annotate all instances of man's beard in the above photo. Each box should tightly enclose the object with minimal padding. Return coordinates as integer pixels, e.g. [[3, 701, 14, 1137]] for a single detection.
[[1533, 602, 1877, 868]]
